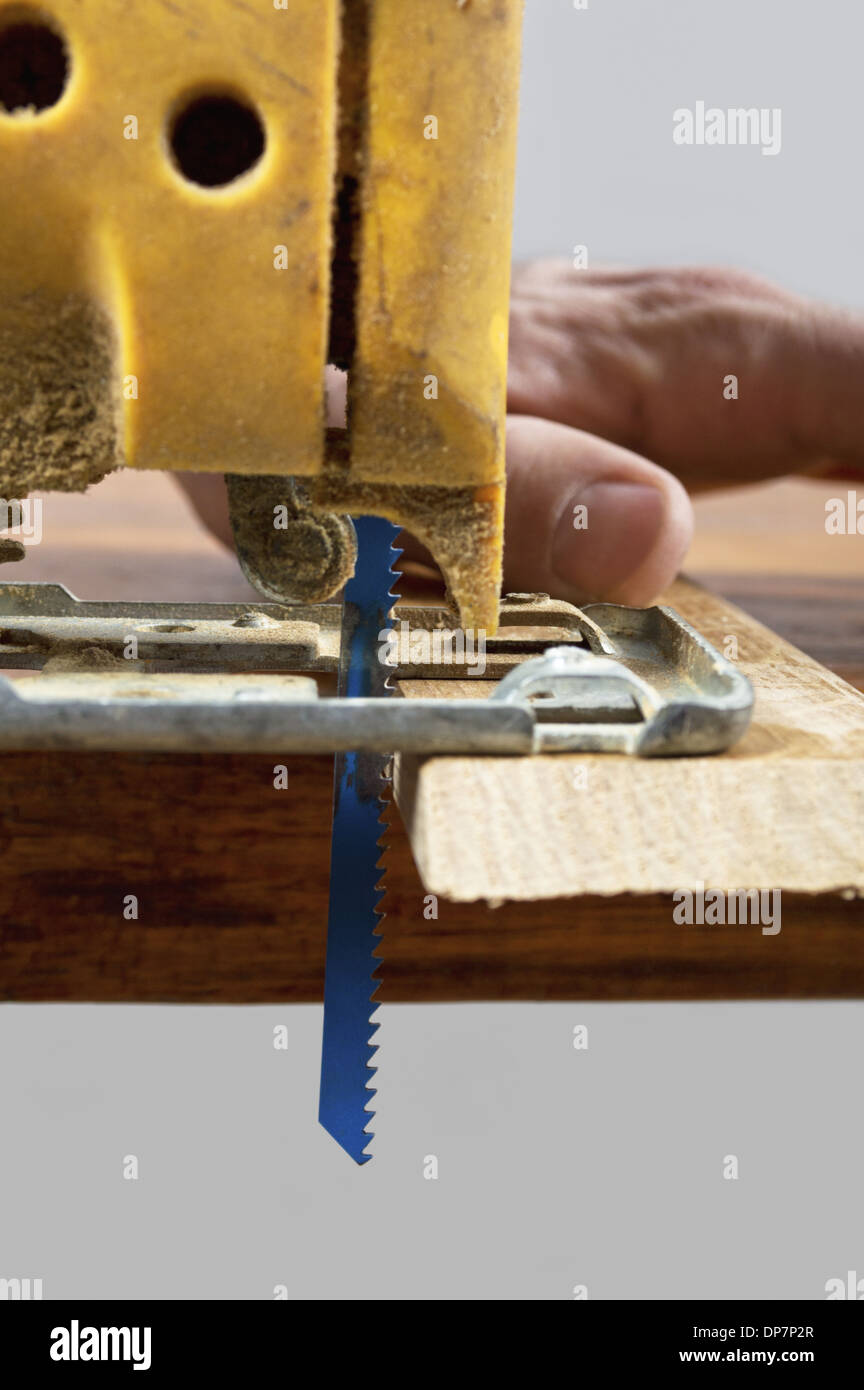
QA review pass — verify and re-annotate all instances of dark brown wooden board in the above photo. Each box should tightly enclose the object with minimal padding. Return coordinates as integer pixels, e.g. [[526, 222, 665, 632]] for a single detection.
[[1, 745, 861, 1003]]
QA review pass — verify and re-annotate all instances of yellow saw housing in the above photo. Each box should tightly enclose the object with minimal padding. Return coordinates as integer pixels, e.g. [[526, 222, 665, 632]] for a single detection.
[[0, 0, 524, 632]]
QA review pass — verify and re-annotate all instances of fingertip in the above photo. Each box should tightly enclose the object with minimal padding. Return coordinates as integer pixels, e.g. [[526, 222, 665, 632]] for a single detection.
[[503, 416, 694, 605]]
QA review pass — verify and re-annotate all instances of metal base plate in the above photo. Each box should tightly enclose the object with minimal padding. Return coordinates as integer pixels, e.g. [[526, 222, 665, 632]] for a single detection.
[[0, 585, 753, 757]]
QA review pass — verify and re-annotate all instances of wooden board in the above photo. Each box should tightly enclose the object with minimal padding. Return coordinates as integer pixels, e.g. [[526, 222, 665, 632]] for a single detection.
[[701, 573, 864, 692], [0, 748, 861, 1003], [394, 577, 864, 902]]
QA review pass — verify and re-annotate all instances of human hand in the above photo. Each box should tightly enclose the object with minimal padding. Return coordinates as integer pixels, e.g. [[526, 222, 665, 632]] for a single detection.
[[501, 261, 864, 604]]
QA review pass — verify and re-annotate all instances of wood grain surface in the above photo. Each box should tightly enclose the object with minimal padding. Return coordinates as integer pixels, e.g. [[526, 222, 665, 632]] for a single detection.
[[395, 577, 864, 902], [0, 748, 861, 1002]]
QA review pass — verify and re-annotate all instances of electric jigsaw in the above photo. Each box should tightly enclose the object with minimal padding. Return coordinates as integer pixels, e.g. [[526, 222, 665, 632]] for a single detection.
[[0, 0, 752, 1163]]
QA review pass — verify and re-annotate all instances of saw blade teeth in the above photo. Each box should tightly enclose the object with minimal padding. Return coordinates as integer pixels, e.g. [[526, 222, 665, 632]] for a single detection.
[[318, 518, 402, 1166]]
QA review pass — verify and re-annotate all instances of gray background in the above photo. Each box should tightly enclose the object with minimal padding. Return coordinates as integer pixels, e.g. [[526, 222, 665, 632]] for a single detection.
[[515, 0, 864, 307], [2, 0, 862, 1300]]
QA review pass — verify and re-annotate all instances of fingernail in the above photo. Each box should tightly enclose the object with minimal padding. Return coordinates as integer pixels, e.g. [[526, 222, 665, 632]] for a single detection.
[[550, 481, 666, 599]]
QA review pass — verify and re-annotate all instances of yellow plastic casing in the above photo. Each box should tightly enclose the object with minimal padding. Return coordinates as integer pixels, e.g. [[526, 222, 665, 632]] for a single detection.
[[333, 0, 524, 631], [0, 0, 338, 491]]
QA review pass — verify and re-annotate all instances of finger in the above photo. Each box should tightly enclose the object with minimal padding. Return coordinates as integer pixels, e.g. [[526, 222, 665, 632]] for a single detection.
[[502, 415, 693, 606], [176, 472, 234, 548]]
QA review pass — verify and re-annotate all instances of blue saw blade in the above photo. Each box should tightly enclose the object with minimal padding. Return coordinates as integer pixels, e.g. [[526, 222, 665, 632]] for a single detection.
[[319, 515, 402, 1164]]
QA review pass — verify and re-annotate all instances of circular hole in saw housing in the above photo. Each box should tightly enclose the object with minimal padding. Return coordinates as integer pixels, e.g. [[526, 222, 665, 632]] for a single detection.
[[0, 9, 69, 113], [169, 92, 265, 188]]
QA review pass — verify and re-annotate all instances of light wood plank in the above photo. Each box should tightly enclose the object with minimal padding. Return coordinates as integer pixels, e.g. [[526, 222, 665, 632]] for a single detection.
[[394, 578, 864, 902]]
